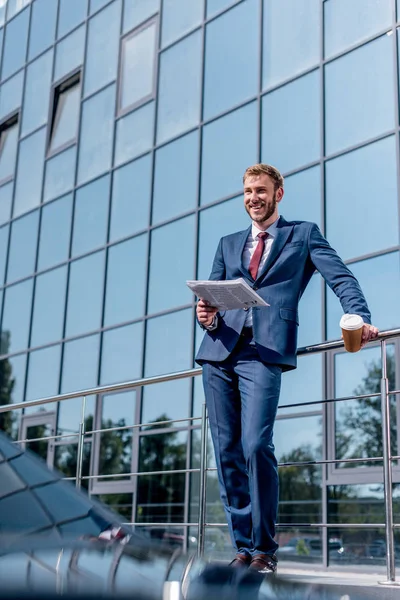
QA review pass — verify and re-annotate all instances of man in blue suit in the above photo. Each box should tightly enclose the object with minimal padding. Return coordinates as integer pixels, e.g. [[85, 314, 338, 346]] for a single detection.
[[195, 163, 379, 574]]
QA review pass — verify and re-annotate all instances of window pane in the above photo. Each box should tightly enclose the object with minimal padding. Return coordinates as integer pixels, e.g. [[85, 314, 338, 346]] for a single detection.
[[0, 72, 24, 121], [0, 3, 5, 25], [55, 28, 85, 83], [0, 352, 25, 438], [262, 0, 320, 89], [7, 0, 31, 19], [206, 0, 238, 17], [2, 9, 29, 79], [58, 0, 88, 38], [142, 379, 190, 426], [153, 130, 199, 224], [30, 267, 67, 347], [324, 0, 391, 58], [115, 101, 155, 166], [0, 183, 13, 225], [38, 194, 72, 271], [274, 414, 322, 463], [77, 85, 115, 185], [161, 0, 203, 47], [22, 50, 53, 134], [204, 0, 258, 120], [13, 128, 46, 217], [72, 175, 110, 256], [61, 334, 99, 393], [65, 251, 105, 337], [325, 35, 395, 156], [7, 210, 39, 283], [279, 354, 323, 414], [201, 102, 257, 205], [298, 274, 323, 347], [84, 0, 121, 97], [123, 0, 159, 33], [100, 322, 143, 384], [148, 216, 195, 313], [283, 166, 322, 229], [145, 309, 192, 376], [157, 30, 202, 144], [43, 146, 76, 203], [2, 279, 33, 353], [197, 195, 245, 279], [50, 83, 81, 152], [326, 136, 398, 261], [0, 123, 18, 183], [326, 252, 400, 339], [109, 154, 151, 241], [28, 0, 57, 59], [120, 21, 156, 112], [262, 70, 320, 174], [104, 235, 147, 326], [0, 225, 9, 285], [25, 345, 61, 402], [90, 0, 111, 12]]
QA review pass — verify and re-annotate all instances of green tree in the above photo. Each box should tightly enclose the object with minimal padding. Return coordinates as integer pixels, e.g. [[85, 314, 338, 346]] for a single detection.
[[0, 331, 16, 438]]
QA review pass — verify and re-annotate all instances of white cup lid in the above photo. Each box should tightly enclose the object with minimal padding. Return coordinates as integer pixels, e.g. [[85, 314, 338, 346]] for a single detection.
[[340, 314, 364, 331]]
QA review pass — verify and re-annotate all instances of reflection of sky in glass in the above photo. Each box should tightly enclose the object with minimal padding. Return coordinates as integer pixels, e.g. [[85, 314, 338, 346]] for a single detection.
[[334, 344, 388, 399], [141, 378, 191, 426], [274, 414, 322, 462], [279, 354, 323, 413], [102, 390, 136, 426], [145, 309, 193, 377], [58, 0, 87, 38], [100, 322, 143, 385], [161, 0, 203, 47], [25, 345, 61, 412], [298, 274, 322, 347], [283, 166, 322, 229]]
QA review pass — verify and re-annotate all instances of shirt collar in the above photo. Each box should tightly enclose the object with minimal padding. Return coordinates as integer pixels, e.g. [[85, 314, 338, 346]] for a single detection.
[[251, 216, 280, 240]]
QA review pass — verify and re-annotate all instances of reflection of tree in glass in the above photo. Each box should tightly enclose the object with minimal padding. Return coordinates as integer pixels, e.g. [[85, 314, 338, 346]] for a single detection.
[[336, 349, 396, 466], [0, 331, 17, 438], [137, 414, 186, 524]]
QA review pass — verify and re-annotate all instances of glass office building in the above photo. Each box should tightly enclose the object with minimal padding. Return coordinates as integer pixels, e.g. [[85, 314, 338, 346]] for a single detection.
[[0, 0, 399, 566]]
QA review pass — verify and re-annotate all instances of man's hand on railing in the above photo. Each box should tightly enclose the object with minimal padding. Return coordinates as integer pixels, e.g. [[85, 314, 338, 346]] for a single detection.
[[361, 323, 379, 348]]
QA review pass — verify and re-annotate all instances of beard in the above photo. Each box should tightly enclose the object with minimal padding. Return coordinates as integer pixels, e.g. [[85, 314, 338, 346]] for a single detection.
[[245, 193, 277, 224]]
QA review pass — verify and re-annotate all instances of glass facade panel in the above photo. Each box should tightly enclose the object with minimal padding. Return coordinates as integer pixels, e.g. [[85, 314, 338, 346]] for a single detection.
[[2, 279, 33, 354], [201, 102, 257, 205], [325, 35, 395, 156], [115, 101, 155, 166], [153, 130, 199, 224], [0, 183, 13, 225], [203, 0, 258, 120], [123, 0, 159, 34], [37, 194, 72, 271], [283, 166, 322, 229], [262, 70, 320, 174], [161, 0, 203, 47], [72, 175, 110, 256], [142, 379, 190, 426], [0, 122, 18, 183], [298, 273, 323, 347], [61, 334, 99, 393], [104, 235, 147, 326], [148, 216, 195, 313], [157, 30, 202, 144], [144, 309, 192, 376], [77, 85, 115, 185], [2, 8, 29, 79], [84, 0, 121, 97], [0, 224, 9, 285], [58, 0, 88, 38], [100, 322, 143, 384], [0, 72, 24, 121], [30, 266, 67, 347], [326, 136, 398, 261], [263, 0, 320, 89], [43, 146, 76, 203], [13, 128, 46, 217], [119, 21, 157, 112], [109, 154, 151, 241], [274, 414, 322, 463], [327, 252, 400, 338], [28, 0, 57, 60], [7, 0, 31, 20], [206, 0, 238, 18], [324, 0, 391, 58], [25, 345, 61, 401], [65, 251, 105, 337], [49, 83, 81, 153], [0, 352, 26, 409], [279, 354, 323, 413], [54, 27, 85, 82], [7, 210, 39, 283]]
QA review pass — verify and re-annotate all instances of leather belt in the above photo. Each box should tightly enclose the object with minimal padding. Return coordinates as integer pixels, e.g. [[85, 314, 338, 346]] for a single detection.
[[240, 327, 253, 338]]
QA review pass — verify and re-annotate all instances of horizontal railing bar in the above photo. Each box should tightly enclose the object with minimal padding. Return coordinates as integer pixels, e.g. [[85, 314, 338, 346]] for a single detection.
[[88, 415, 201, 435], [0, 328, 397, 415], [123, 522, 197, 527], [279, 391, 380, 410], [81, 468, 200, 480], [15, 433, 80, 444], [205, 456, 384, 471], [204, 523, 388, 529]]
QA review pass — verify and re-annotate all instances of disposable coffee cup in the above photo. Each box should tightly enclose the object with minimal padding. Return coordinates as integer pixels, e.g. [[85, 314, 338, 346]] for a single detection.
[[340, 314, 364, 353]]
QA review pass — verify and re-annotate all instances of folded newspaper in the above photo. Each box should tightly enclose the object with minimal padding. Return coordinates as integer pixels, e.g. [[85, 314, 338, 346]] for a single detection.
[[186, 278, 269, 310]]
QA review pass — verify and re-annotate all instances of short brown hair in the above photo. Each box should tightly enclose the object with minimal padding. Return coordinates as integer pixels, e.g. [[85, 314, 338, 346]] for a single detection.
[[243, 163, 284, 190]]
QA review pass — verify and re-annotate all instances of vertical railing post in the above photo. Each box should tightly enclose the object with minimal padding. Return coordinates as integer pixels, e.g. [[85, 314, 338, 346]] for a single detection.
[[197, 401, 208, 558], [379, 341, 400, 586], [75, 396, 86, 490]]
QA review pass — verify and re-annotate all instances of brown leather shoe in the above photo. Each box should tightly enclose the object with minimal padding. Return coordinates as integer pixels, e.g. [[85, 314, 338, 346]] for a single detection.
[[229, 553, 252, 568], [249, 553, 278, 574]]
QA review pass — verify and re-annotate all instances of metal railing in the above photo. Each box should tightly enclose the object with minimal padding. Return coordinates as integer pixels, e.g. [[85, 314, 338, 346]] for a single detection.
[[1, 328, 400, 585]]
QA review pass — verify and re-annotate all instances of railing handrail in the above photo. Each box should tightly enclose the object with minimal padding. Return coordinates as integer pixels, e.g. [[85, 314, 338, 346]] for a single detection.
[[0, 327, 399, 415]]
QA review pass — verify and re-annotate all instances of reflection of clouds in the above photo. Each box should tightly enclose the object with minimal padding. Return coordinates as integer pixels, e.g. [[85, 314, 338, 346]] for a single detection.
[[274, 415, 322, 462]]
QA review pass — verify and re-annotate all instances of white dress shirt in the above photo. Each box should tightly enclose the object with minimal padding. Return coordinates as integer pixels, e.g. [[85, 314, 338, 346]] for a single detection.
[[242, 217, 279, 327]]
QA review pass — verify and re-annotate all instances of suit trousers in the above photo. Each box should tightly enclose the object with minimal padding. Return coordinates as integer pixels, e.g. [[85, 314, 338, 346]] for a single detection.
[[202, 336, 282, 556]]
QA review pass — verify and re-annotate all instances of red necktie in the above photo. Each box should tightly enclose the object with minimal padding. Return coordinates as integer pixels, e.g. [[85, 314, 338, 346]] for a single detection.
[[249, 232, 268, 280]]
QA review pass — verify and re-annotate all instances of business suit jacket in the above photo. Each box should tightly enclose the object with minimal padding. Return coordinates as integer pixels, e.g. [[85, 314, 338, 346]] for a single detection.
[[195, 217, 371, 371]]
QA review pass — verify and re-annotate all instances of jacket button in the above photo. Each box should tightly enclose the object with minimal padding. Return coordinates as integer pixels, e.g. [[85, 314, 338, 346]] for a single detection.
[[253, 285, 258, 290]]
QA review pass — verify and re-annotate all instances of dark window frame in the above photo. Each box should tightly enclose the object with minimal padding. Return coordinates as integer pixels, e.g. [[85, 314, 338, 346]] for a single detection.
[[0, 112, 19, 186], [47, 70, 81, 158]]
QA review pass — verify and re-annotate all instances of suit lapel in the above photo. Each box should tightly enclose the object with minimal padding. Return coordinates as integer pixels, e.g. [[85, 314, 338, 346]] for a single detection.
[[256, 217, 293, 281], [237, 225, 252, 279]]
